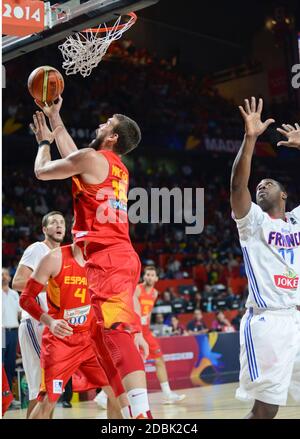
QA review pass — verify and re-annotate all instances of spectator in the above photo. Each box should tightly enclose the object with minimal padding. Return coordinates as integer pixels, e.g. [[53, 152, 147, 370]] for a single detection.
[[193, 258, 208, 291], [231, 309, 246, 331], [169, 315, 187, 336], [211, 311, 235, 333], [184, 295, 196, 313], [151, 313, 172, 337], [193, 292, 203, 310], [157, 290, 173, 306], [2, 267, 21, 406], [186, 309, 208, 335], [171, 296, 186, 314], [166, 257, 181, 279]]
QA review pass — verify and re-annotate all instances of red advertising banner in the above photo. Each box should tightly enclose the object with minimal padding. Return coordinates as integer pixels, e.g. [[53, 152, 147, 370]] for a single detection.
[[145, 332, 240, 391], [2, 0, 45, 36]]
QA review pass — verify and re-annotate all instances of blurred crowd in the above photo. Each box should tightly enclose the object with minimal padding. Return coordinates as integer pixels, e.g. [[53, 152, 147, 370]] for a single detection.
[[4, 39, 294, 154], [150, 309, 245, 337], [3, 151, 298, 316], [3, 40, 299, 319]]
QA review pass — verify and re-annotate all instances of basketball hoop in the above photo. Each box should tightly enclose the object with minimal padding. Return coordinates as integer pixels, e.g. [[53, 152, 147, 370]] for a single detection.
[[58, 12, 137, 77]]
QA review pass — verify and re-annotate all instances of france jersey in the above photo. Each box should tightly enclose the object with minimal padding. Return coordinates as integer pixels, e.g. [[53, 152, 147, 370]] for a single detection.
[[234, 203, 300, 310]]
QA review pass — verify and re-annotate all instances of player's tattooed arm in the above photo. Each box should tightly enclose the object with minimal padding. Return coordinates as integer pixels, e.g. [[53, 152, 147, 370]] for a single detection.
[[230, 97, 275, 219], [35, 96, 79, 158], [276, 123, 300, 149]]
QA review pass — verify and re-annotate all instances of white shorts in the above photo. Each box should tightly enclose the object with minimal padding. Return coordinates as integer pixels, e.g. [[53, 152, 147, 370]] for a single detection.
[[236, 307, 300, 406], [19, 319, 44, 400]]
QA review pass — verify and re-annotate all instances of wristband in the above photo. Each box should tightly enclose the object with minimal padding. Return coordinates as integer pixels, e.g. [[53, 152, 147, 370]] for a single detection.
[[38, 140, 51, 147]]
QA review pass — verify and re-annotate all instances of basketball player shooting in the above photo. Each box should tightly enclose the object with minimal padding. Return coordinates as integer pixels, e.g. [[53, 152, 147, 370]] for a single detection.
[[30, 100, 152, 419], [230, 97, 300, 419]]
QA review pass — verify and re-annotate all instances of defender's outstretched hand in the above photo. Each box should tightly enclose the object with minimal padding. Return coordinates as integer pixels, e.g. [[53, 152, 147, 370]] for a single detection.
[[35, 95, 63, 118], [276, 123, 300, 149], [30, 111, 62, 144], [239, 97, 275, 137]]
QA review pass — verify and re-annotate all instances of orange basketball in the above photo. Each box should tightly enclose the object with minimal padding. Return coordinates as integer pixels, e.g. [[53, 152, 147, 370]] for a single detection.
[[28, 66, 64, 104]]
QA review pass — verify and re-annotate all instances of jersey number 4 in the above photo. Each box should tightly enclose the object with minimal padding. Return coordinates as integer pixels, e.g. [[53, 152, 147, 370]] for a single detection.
[[74, 288, 86, 304]]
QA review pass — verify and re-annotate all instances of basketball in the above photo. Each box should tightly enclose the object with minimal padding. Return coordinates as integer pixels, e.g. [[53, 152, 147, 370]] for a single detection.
[[27, 66, 64, 104]]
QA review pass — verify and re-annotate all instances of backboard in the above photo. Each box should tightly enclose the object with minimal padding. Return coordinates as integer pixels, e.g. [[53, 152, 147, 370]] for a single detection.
[[2, 0, 159, 62]]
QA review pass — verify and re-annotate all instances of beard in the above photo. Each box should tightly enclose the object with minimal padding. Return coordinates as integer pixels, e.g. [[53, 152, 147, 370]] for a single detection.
[[46, 232, 64, 243], [89, 132, 106, 150]]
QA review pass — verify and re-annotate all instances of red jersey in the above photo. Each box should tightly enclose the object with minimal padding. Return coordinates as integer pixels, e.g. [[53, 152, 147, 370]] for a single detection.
[[72, 150, 131, 248], [138, 283, 157, 327], [47, 245, 91, 333]]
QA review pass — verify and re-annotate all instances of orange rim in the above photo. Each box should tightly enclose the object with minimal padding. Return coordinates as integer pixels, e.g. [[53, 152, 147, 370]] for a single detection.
[[83, 12, 137, 33]]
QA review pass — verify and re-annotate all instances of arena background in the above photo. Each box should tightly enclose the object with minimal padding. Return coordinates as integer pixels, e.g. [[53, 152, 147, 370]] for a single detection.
[[2, 0, 300, 418]]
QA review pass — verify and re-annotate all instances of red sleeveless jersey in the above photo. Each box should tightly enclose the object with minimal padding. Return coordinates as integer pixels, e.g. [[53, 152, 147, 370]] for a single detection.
[[138, 283, 157, 326], [72, 150, 131, 248], [47, 245, 91, 333]]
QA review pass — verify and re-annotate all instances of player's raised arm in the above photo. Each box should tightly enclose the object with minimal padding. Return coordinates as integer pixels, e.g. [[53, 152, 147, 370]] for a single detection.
[[230, 97, 275, 219], [276, 123, 300, 149], [31, 111, 95, 180], [32, 111, 108, 181], [35, 96, 79, 158]]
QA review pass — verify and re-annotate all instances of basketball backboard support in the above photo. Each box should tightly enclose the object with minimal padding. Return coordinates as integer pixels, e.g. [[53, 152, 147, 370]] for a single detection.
[[2, 0, 159, 62]]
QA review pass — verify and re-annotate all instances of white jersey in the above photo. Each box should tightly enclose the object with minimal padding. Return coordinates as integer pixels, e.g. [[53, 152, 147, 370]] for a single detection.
[[18, 241, 50, 321], [234, 202, 300, 310]]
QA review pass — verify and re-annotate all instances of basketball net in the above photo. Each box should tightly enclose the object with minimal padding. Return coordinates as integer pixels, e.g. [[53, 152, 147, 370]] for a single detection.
[[58, 12, 137, 77]]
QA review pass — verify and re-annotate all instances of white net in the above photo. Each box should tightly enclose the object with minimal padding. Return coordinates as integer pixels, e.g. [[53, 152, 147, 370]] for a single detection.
[[58, 14, 136, 77]]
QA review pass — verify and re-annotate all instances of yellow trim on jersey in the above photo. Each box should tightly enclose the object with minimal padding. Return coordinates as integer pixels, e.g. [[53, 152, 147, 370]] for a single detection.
[[40, 368, 46, 392], [47, 278, 61, 308]]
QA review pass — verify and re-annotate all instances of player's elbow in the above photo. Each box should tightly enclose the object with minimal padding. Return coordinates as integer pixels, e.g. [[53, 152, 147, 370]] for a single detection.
[[12, 276, 24, 292], [35, 168, 49, 181]]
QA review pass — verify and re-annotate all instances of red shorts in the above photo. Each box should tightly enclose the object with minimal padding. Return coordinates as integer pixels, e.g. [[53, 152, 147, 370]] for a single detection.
[[85, 245, 141, 333], [142, 326, 162, 360], [2, 366, 13, 416], [39, 328, 108, 402]]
